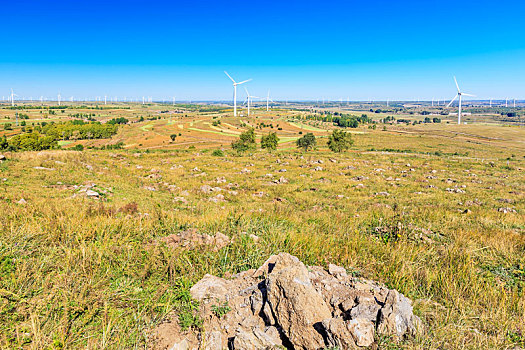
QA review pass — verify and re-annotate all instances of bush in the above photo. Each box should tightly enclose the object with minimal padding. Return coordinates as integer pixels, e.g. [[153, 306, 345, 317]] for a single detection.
[[107, 117, 128, 125], [212, 149, 224, 157], [327, 129, 354, 152], [261, 132, 279, 151], [73, 144, 84, 151], [231, 128, 256, 153], [0, 136, 7, 150], [7, 132, 57, 151], [296, 133, 316, 151], [170, 134, 177, 141], [4, 123, 12, 130]]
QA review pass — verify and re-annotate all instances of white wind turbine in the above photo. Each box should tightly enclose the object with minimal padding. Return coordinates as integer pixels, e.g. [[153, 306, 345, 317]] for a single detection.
[[224, 71, 251, 117], [10, 88, 17, 107], [266, 90, 274, 111], [244, 87, 259, 116], [447, 76, 475, 125]]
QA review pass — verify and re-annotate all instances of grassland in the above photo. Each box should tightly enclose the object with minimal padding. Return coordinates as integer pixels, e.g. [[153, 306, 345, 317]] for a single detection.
[[0, 102, 524, 349]]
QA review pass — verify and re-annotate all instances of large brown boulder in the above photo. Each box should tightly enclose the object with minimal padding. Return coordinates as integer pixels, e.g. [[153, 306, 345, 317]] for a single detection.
[[149, 253, 423, 350], [265, 254, 332, 349]]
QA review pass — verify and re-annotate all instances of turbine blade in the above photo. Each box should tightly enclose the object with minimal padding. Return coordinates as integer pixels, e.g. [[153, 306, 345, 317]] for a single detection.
[[237, 79, 252, 85], [454, 76, 460, 92], [244, 87, 249, 95], [224, 71, 235, 83], [462, 93, 476, 97], [447, 95, 458, 107]]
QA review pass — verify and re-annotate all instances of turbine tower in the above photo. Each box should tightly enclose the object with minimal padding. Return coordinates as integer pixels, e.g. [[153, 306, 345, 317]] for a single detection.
[[244, 87, 259, 116], [224, 71, 251, 117], [10, 88, 17, 107], [57, 92, 61, 106], [447, 76, 475, 125], [266, 90, 274, 111]]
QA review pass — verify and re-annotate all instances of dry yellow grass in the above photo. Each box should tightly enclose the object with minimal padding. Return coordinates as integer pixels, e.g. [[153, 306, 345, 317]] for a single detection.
[[0, 103, 524, 349]]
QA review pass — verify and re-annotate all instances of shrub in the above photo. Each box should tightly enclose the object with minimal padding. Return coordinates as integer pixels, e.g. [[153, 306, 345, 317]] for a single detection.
[[107, 117, 129, 125], [261, 132, 279, 151], [231, 128, 256, 153], [212, 149, 224, 157], [327, 129, 354, 153], [170, 134, 177, 141], [73, 144, 84, 151], [296, 133, 316, 151]]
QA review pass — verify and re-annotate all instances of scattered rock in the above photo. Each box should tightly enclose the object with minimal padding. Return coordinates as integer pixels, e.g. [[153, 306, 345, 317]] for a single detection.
[[200, 185, 222, 194], [446, 187, 465, 194], [274, 176, 288, 184], [0, 154, 6, 161], [85, 190, 100, 198], [498, 207, 516, 213], [160, 229, 231, 252], [375, 191, 390, 196], [209, 194, 225, 203], [17, 198, 27, 205], [33, 166, 55, 171]]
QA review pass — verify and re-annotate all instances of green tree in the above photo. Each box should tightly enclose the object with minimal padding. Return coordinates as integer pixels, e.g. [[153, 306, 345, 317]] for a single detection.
[[296, 132, 316, 151], [327, 129, 354, 153], [0, 135, 7, 150], [231, 128, 256, 153], [261, 132, 279, 151]]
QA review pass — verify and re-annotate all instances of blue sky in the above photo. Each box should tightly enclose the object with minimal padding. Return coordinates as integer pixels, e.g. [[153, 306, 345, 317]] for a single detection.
[[1, 0, 524, 101]]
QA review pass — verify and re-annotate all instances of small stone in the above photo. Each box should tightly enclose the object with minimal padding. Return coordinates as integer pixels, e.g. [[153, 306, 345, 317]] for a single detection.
[[85, 190, 100, 198], [328, 264, 347, 278]]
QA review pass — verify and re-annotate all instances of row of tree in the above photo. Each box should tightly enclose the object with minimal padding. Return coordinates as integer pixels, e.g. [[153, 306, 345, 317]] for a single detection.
[[41, 121, 119, 140], [302, 113, 372, 128], [231, 128, 354, 153]]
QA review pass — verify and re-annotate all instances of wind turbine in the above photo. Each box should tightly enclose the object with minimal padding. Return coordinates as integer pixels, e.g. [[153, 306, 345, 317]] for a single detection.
[[224, 71, 251, 117], [266, 90, 274, 111], [10, 88, 17, 107], [244, 87, 259, 116], [447, 76, 475, 125]]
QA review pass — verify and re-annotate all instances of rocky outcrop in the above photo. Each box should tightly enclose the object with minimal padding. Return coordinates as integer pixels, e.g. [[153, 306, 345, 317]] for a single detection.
[[150, 253, 422, 350], [160, 229, 231, 252]]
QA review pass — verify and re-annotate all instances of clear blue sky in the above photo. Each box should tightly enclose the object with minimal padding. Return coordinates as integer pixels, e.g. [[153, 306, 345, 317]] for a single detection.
[[1, 0, 524, 101]]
